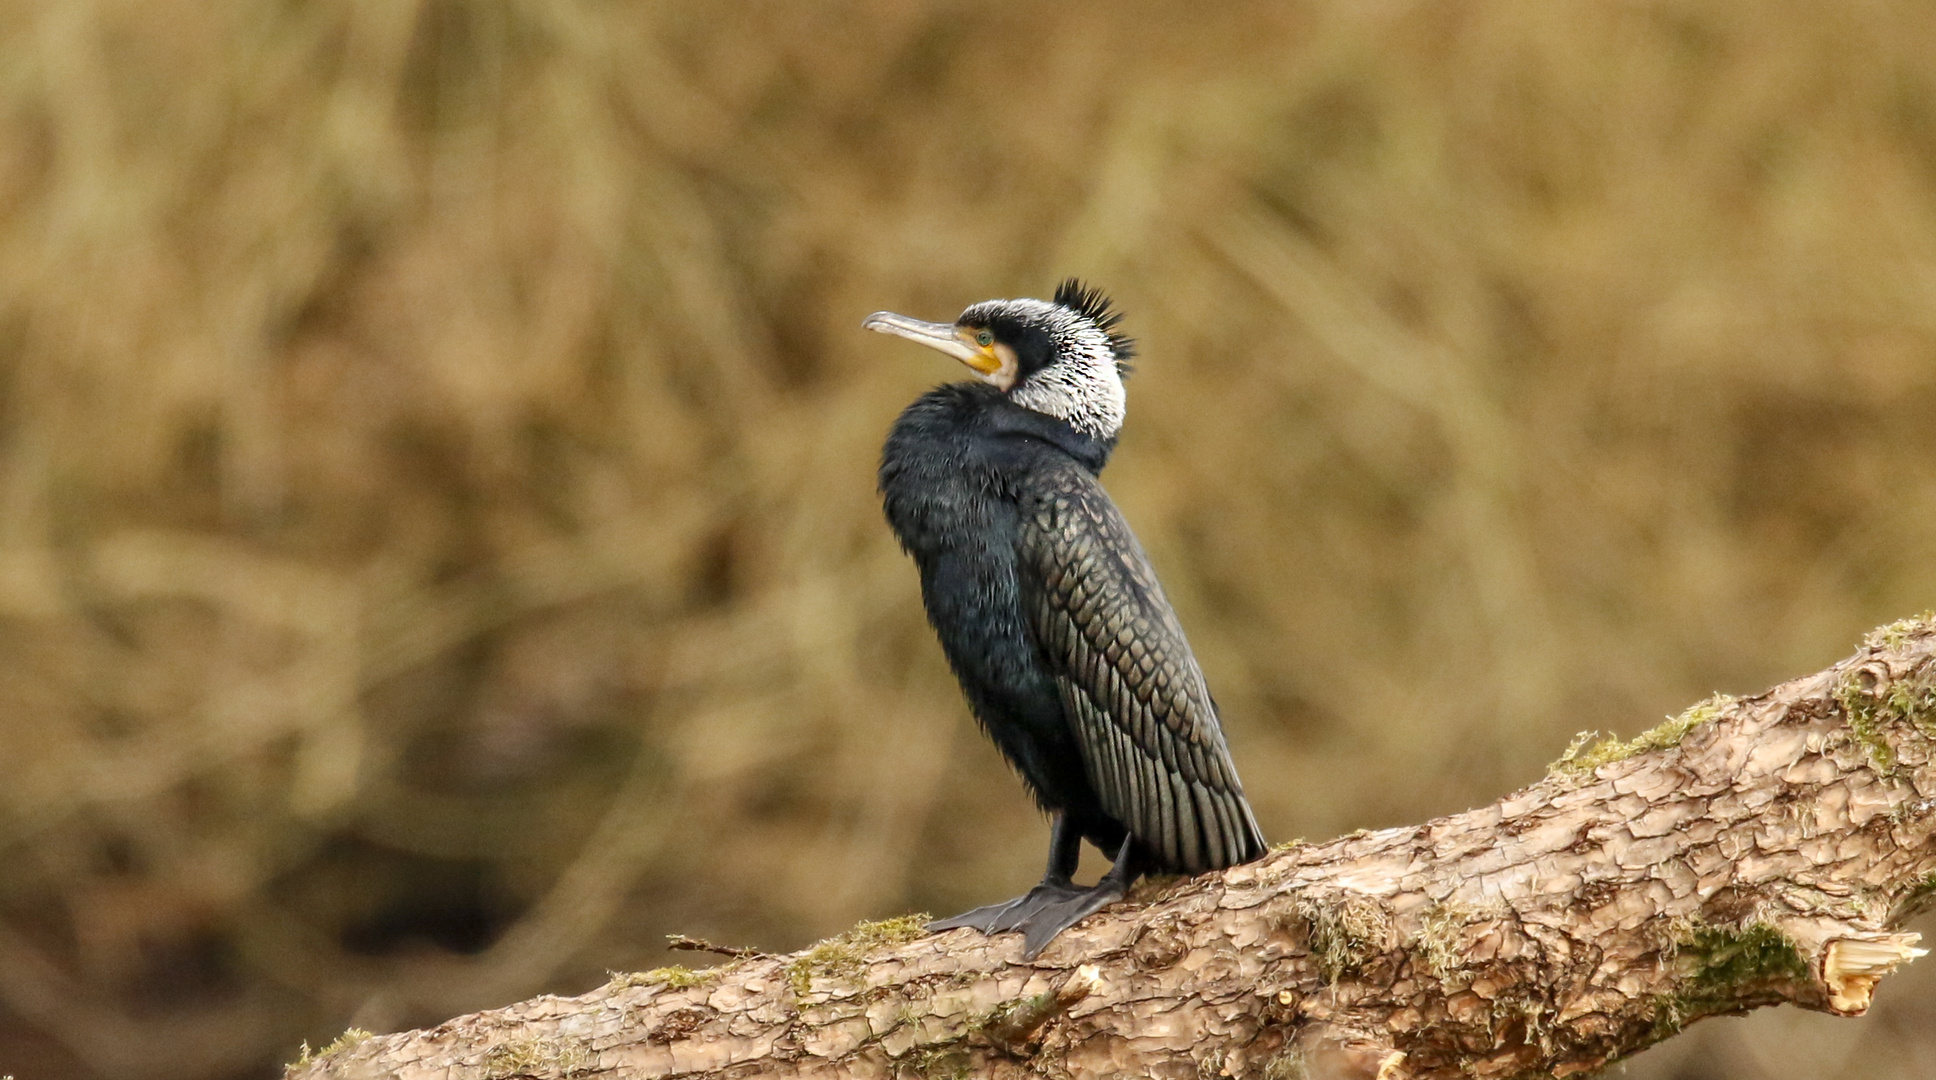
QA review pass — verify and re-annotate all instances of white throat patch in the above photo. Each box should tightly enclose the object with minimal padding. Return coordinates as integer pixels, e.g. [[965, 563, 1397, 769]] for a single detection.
[[993, 299, 1127, 440]]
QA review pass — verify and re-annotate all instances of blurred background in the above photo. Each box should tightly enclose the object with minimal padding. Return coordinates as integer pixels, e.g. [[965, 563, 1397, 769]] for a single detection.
[[2, 0, 1936, 1077]]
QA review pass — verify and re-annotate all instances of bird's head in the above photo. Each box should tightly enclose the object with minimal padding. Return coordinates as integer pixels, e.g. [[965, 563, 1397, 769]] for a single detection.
[[865, 279, 1137, 440]]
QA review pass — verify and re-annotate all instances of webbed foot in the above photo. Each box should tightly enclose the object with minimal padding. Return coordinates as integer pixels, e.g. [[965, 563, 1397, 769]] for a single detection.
[[933, 834, 1141, 958], [929, 879, 1085, 935], [1016, 877, 1128, 958], [929, 816, 1141, 956]]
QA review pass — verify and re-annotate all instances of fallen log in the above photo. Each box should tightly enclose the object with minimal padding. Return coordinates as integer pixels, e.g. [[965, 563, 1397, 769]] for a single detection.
[[289, 616, 1936, 1079]]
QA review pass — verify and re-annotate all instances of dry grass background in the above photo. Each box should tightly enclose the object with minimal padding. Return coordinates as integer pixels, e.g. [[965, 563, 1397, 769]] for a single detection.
[[1, 1, 1936, 1077]]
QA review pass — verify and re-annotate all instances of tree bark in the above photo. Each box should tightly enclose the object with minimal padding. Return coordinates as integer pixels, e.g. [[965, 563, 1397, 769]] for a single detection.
[[289, 618, 1936, 1080]]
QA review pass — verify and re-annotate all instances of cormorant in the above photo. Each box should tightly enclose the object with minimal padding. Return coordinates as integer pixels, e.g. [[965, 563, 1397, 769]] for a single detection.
[[868, 280, 1267, 958]]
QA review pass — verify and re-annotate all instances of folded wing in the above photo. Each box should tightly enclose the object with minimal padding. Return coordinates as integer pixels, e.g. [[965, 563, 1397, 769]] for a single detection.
[[1017, 463, 1266, 873]]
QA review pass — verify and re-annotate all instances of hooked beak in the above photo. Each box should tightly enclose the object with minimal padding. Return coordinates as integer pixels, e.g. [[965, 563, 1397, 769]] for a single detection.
[[863, 311, 1004, 378]]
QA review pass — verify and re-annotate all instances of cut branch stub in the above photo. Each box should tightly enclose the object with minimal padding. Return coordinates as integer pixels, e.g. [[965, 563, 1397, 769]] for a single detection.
[[290, 616, 1936, 1080]]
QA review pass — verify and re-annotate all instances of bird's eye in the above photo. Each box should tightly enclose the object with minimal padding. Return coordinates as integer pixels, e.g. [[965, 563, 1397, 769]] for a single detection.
[[975, 330, 994, 347]]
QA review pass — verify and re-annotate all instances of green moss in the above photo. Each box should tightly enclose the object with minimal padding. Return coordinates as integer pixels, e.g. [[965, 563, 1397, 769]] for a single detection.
[[1841, 615, 1936, 761], [1914, 873, 1936, 902], [1881, 873, 1936, 925], [1888, 671, 1936, 739], [1646, 992, 1689, 1041], [968, 987, 1059, 1046], [1644, 920, 1809, 1042], [1863, 613, 1935, 651], [1415, 901, 1497, 980], [1836, 668, 1897, 772], [785, 914, 929, 997], [1262, 1048, 1309, 1080], [289, 1028, 373, 1069], [909, 1046, 974, 1079], [1681, 921, 1809, 992], [1834, 661, 1936, 771], [976, 989, 1055, 1027], [1551, 694, 1735, 777], [481, 1036, 589, 1080], [1285, 893, 1391, 982], [607, 964, 718, 991]]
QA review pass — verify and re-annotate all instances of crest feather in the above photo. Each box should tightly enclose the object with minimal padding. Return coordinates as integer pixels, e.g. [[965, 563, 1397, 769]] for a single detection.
[[1052, 278, 1137, 373]]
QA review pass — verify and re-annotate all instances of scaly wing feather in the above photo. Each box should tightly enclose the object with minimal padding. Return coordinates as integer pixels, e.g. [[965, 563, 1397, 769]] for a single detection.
[[1018, 463, 1266, 873]]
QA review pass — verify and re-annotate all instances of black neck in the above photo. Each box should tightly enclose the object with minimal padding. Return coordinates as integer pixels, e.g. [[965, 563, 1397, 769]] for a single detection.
[[978, 386, 1116, 473]]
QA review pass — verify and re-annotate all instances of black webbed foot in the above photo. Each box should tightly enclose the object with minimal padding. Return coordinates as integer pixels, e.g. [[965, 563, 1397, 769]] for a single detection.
[[1016, 876, 1128, 958], [928, 878, 1084, 935], [929, 815, 1140, 955], [932, 833, 1141, 958], [1016, 833, 1139, 957], [926, 900, 1017, 935]]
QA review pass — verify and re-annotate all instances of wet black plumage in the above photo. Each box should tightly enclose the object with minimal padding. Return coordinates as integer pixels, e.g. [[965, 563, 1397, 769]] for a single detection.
[[868, 281, 1266, 957]]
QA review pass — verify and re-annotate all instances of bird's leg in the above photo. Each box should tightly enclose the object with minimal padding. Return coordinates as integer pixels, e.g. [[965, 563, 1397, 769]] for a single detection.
[[1040, 811, 1082, 885], [1018, 833, 1141, 959], [928, 814, 1087, 935]]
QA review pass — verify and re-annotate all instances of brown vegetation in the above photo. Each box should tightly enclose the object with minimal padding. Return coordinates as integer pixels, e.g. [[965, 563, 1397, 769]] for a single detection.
[[2, 2, 1936, 1078]]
